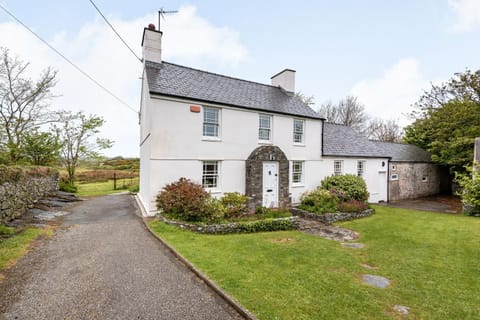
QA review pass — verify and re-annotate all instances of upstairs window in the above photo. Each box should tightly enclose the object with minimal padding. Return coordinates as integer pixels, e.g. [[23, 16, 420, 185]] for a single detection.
[[292, 161, 304, 184], [259, 114, 272, 141], [334, 160, 343, 175], [202, 161, 219, 188], [203, 107, 220, 137], [357, 161, 366, 177], [293, 119, 304, 143]]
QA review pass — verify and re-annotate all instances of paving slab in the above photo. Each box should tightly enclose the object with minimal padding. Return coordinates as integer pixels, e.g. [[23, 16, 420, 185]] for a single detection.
[[0, 194, 242, 320]]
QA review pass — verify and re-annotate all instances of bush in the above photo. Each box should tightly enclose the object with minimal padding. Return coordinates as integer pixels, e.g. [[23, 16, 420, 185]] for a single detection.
[[221, 192, 247, 218], [128, 184, 139, 193], [456, 165, 480, 216], [237, 219, 295, 233], [320, 174, 369, 202], [59, 180, 78, 193], [156, 178, 221, 222], [338, 200, 369, 213], [202, 197, 226, 223], [299, 188, 339, 214]]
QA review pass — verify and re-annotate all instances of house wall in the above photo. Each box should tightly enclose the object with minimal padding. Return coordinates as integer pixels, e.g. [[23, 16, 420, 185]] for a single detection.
[[139, 96, 324, 214], [322, 157, 389, 203], [388, 162, 447, 201]]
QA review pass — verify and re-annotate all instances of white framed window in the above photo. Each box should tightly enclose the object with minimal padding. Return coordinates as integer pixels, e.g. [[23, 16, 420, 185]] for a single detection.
[[391, 173, 399, 181], [258, 114, 272, 142], [202, 161, 219, 188], [334, 160, 343, 175], [292, 161, 304, 184], [293, 119, 304, 144], [357, 160, 366, 177], [203, 107, 220, 138]]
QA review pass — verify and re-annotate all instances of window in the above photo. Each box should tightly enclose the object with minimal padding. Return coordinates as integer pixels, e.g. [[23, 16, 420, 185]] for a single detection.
[[391, 173, 399, 181], [202, 161, 219, 188], [357, 161, 366, 177], [422, 175, 428, 182], [391, 164, 397, 171], [259, 114, 272, 141], [334, 160, 343, 175], [203, 107, 220, 137], [293, 119, 304, 143], [292, 161, 304, 184]]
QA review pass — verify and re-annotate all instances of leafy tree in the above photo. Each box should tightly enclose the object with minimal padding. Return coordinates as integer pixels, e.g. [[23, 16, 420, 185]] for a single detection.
[[318, 96, 368, 131], [456, 163, 480, 216], [404, 99, 480, 173], [22, 130, 62, 165], [56, 112, 113, 184], [0, 47, 58, 163], [366, 118, 402, 142]]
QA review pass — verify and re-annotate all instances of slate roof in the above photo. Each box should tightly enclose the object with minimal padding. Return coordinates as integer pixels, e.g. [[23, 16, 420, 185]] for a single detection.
[[145, 60, 322, 119], [322, 122, 389, 158], [370, 140, 432, 162]]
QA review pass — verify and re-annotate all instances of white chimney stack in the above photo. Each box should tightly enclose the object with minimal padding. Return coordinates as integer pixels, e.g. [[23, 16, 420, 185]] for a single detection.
[[271, 69, 296, 93], [141, 24, 162, 64]]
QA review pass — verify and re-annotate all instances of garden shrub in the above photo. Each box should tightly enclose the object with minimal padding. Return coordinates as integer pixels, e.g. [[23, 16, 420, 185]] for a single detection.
[[156, 178, 223, 222], [299, 188, 339, 214], [202, 197, 227, 223], [456, 165, 480, 216], [338, 200, 369, 213], [320, 174, 369, 202], [59, 180, 78, 193], [221, 192, 247, 218], [128, 184, 139, 193], [237, 218, 295, 232]]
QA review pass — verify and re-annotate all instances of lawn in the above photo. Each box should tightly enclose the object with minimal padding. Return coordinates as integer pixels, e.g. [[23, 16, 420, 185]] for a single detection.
[[149, 206, 480, 319], [0, 226, 51, 275], [75, 177, 138, 197]]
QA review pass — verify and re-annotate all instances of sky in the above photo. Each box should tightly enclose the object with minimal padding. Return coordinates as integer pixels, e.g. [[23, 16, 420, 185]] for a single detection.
[[0, 0, 479, 157]]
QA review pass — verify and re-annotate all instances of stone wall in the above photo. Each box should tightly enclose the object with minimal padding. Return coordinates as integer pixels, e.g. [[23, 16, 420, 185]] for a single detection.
[[157, 214, 300, 234], [389, 162, 449, 201], [290, 207, 374, 224], [0, 171, 59, 223]]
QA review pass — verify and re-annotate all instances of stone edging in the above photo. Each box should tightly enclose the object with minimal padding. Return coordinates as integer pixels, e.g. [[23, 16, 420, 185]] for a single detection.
[[290, 207, 374, 224], [157, 214, 299, 234], [133, 195, 258, 320]]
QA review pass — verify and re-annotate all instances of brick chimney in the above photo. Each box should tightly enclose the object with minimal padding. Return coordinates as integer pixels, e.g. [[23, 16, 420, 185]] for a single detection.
[[271, 69, 296, 93], [141, 24, 162, 64]]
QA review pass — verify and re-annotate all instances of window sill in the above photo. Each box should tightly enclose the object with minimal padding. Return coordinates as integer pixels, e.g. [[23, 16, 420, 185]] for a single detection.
[[202, 137, 222, 142], [292, 183, 305, 188], [205, 188, 222, 194], [293, 143, 305, 147], [258, 140, 273, 145]]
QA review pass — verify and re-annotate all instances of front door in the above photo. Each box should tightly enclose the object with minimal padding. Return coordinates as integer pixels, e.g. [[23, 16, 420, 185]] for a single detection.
[[262, 162, 279, 207]]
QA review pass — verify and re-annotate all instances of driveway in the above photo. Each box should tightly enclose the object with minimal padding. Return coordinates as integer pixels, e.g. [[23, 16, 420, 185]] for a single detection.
[[381, 195, 462, 214], [0, 194, 242, 320]]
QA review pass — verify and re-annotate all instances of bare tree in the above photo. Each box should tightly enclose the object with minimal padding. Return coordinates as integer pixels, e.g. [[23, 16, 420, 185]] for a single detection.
[[295, 91, 315, 106], [318, 95, 368, 131], [366, 118, 403, 142], [56, 111, 113, 184], [0, 47, 58, 162]]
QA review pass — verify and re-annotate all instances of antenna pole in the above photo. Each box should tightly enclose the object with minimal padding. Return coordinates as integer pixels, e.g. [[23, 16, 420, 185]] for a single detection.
[[158, 7, 178, 31]]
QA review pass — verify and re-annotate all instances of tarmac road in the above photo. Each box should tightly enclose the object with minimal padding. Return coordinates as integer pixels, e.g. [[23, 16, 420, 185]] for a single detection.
[[0, 194, 243, 320]]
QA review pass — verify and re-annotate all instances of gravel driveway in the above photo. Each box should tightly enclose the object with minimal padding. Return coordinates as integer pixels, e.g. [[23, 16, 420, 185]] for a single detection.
[[0, 194, 242, 320]]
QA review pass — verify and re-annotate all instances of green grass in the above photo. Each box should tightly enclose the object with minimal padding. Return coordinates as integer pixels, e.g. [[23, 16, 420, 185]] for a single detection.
[[149, 206, 480, 319], [75, 177, 138, 197], [0, 226, 51, 271]]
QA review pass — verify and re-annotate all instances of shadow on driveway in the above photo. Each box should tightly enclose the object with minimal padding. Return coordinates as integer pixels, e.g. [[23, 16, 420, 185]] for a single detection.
[[380, 195, 462, 214]]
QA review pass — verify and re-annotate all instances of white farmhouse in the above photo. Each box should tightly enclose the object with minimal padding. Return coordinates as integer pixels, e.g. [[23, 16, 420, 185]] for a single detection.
[[137, 25, 396, 216]]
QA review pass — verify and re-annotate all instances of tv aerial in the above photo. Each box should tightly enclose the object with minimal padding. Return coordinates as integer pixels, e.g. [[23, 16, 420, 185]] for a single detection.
[[158, 7, 178, 31]]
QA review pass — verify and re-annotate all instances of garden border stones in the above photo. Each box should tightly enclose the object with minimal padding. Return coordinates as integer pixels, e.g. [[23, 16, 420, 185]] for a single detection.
[[290, 207, 374, 224]]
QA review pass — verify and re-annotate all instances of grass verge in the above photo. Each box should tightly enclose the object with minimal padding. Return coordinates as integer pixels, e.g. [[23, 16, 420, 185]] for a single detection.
[[0, 226, 52, 272], [149, 206, 480, 319]]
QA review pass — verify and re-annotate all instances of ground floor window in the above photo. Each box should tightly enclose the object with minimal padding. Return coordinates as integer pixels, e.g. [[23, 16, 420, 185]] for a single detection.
[[202, 161, 219, 188], [292, 161, 304, 184], [334, 160, 343, 175]]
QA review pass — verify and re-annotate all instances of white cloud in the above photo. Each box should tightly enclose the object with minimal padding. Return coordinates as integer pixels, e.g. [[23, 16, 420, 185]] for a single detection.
[[448, 0, 480, 32], [0, 6, 247, 157], [350, 58, 428, 126]]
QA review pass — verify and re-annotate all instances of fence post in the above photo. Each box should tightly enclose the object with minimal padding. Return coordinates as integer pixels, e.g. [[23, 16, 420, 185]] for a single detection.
[[113, 171, 117, 190]]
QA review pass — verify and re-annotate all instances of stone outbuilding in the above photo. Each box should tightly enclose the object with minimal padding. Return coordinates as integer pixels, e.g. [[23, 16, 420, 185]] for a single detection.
[[371, 141, 451, 201]]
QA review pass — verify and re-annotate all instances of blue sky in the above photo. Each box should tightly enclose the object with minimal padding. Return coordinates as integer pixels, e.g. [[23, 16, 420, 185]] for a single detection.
[[1, 1, 479, 156]]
